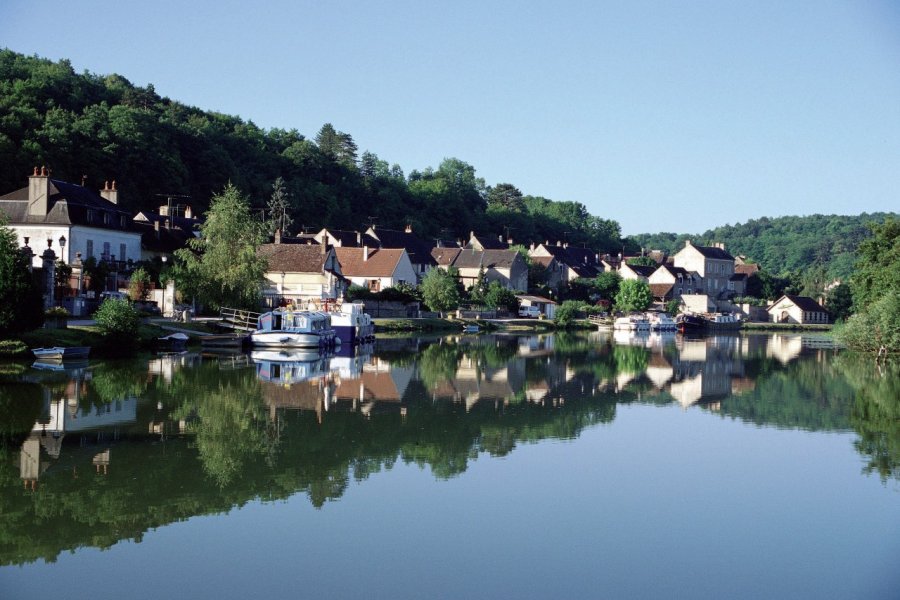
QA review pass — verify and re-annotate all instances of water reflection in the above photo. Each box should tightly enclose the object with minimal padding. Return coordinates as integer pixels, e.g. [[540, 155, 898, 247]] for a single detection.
[[0, 332, 897, 566]]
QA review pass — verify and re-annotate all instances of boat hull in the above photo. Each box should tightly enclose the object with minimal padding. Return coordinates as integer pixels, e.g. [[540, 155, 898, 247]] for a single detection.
[[250, 331, 336, 348], [31, 346, 90, 360]]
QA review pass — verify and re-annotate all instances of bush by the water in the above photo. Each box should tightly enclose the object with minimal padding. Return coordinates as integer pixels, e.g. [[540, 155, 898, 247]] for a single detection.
[[93, 299, 140, 341], [837, 292, 900, 353]]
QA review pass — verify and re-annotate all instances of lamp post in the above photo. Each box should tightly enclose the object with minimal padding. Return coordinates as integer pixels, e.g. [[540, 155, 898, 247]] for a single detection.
[[161, 256, 168, 317], [280, 271, 286, 306]]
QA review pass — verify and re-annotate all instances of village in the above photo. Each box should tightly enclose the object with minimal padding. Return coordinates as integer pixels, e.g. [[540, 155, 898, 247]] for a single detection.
[[1, 167, 831, 333]]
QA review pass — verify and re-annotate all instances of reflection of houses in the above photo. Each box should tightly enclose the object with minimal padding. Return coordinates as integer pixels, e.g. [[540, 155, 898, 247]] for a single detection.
[[767, 334, 804, 364], [431, 355, 526, 410]]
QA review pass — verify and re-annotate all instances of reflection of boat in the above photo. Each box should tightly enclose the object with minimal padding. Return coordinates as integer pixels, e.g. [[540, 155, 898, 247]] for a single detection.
[[330, 303, 375, 344], [32, 346, 90, 360], [614, 315, 650, 331], [676, 313, 741, 333], [462, 325, 480, 333], [251, 308, 339, 348], [252, 351, 331, 384], [250, 349, 327, 362], [31, 358, 90, 372]]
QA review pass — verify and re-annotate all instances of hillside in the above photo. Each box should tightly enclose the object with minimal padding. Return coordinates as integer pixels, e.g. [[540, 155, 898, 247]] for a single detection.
[[0, 49, 621, 251], [628, 213, 898, 281]]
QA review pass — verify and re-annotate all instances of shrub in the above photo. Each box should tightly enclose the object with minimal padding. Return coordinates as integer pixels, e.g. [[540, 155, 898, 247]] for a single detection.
[[554, 300, 589, 327], [45, 306, 70, 318], [837, 292, 900, 353], [93, 298, 140, 343]]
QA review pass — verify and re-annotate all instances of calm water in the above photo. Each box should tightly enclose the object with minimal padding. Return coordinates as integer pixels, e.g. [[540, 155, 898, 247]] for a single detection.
[[0, 332, 898, 599]]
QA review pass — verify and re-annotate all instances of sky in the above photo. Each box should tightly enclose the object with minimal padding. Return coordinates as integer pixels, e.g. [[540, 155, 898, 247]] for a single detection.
[[2, 0, 899, 235]]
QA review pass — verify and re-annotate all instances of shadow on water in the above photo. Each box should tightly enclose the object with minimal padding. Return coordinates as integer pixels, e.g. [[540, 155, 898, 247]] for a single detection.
[[0, 331, 896, 565]]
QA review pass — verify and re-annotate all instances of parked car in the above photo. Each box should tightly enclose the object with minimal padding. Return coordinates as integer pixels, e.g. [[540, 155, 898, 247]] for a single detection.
[[518, 305, 541, 318]]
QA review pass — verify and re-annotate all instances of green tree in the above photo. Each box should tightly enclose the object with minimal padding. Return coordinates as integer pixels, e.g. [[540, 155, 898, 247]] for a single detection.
[[487, 183, 525, 212], [594, 271, 622, 302], [0, 225, 44, 337], [127, 266, 151, 301], [615, 279, 652, 313], [267, 176, 293, 236], [93, 298, 140, 345], [421, 267, 461, 315], [825, 282, 853, 322], [626, 256, 657, 268], [174, 183, 267, 311], [483, 281, 518, 311], [851, 218, 900, 311]]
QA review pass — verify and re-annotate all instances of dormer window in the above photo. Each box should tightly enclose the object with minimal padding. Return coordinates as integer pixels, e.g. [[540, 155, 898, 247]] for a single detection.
[[87, 209, 96, 222], [104, 213, 112, 226]]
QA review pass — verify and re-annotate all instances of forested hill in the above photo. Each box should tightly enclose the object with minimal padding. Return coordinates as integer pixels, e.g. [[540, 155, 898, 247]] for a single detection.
[[0, 49, 621, 250], [629, 213, 898, 280]]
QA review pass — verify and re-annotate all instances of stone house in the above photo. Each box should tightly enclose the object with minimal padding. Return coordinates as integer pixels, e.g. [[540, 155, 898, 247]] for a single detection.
[[647, 264, 702, 301], [257, 242, 345, 308], [672, 240, 739, 298], [0, 168, 142, 269], [431, 247, 528, 292], [767, 295, 830, 324], [528, 242, 602, 289], [334, 247, 417, 292], [364, 225, 436, 283]]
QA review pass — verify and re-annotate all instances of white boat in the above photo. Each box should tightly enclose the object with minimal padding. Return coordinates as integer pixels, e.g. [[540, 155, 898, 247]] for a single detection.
[[647, 312, 677, 331], [250, 308, 339, 348], [614, 315, 651, 331], [329, 302, 375, 344], [31, 346, 90, 360]]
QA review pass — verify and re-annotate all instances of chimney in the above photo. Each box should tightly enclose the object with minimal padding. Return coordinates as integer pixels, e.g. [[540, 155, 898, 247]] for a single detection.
[[356, 231, 361, 246], [275, 229, 282, 244], [321, 241, 326, 255], [27, 166, 50, 217], [100, 180, 119, 205], [685, 239, 692, 247], [363, 245, 368, 261], [154, 220, 160, 238], [498, 234, 503, 242], [185, 205, 193, 219], [405, 224, 412, 233]]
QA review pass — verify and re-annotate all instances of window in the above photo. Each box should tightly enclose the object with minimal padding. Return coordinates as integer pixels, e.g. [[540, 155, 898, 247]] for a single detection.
[[120, 216, 127, 227], [104, 213, 111, 226], [87, 209, 96, 222], [119, 243, 127, 263], [86, 240, 94, 258], [728, 281, 735, 291], [102, 242, 111, 259]]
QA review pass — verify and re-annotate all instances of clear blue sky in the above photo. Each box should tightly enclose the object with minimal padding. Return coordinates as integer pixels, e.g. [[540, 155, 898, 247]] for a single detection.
[[3, 0, 899, 235]]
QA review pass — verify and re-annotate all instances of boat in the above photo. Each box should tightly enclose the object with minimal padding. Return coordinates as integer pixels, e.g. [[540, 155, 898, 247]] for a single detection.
[[31, 346, 90, 360], [647, 312, 677, 331], [676, 312, 741, 333], [329, 302, 375, 344], [156, 332, 189, 350], [461, 324, 480, 333], [250, 307, 339, 348], [614, 315, 651, 331]]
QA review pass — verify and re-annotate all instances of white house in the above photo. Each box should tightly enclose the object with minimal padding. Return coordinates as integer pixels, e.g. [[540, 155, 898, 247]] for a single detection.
[[257, 242, 345, 308], [334, 246, 417, 291], [0, 168, 142, 268], [767, 295, 830, 324]]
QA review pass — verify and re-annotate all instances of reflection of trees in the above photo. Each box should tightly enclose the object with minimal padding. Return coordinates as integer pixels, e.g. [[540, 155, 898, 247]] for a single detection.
[[836, 357, 900, 483], [88, 360, 149, 404]]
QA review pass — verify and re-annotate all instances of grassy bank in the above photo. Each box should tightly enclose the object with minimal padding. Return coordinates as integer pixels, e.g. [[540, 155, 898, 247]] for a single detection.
[[11, 322, 169, 358], [742, 322, 833, 332]]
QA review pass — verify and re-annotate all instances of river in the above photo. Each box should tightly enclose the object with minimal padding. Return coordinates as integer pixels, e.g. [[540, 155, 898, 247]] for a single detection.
[[0, 331, 898, 599]]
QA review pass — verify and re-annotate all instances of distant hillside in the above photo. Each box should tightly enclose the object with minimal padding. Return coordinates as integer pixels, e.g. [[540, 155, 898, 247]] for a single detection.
[[0, 49, 621, 251], [628, 213, 898, 280]]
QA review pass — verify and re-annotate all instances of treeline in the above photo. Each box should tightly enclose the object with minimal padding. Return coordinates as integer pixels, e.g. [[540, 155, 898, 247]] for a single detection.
[[629, 213, 898, 281], [0, 49, 621, 249]]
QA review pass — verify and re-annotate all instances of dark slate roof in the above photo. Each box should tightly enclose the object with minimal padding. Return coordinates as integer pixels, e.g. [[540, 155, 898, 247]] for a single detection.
[[468, 234, 509, 250], [657, 265, 692, 278], [257, 244, 333, 274], [0, 179, 133, 231], [431, 247, 461, 267], [134, 211, 202, 233], [624, 264, 657, 277], [729, 273, 748, 282], [134, 222, 195, 254], [321, 229, 378, 247], [688, 243, 734, 260], [431, 248, 521, 271], [367, 227, 436, 266]]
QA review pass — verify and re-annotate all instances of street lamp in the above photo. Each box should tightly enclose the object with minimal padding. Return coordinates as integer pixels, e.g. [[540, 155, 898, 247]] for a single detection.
[[161, 256, 168, 317], [280, 271, 286, 305]]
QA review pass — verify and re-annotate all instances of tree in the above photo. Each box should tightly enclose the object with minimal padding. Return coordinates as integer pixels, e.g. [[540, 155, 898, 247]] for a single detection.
[[93, 298, 140, 346], [626, 256, 657, 268], [594, 271, 622, 302], [825, 282, 853, 322], [174, 183, 267, 311], [127, 266, 152, 301], [421, 267, 460, 315], [615, 279, 653, 313], [487, 183, 525, 212], [267, 177, 293, 236], [0, 219, 44, 336], [851, 218, 900, 311], [483, 281, 518, 311]]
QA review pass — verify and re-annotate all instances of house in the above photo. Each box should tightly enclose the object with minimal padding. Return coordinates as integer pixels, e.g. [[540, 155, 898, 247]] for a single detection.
[[334, 246, 417, 292], [365, 225, 436, 282], [314, 228, 378, 248], [0, 168, 142, 268], [257, 242, 345, 308], [431, 247, 528, 291], [618, 262, 656, 283], [528, 242, 603, 288], [466, 231, 510, 251], [648, 264, 702, 301], [133, 201, 201, 260], [672, 240, 737, 298], [767, 295, 830, 324], [516, 294, 557, 319]]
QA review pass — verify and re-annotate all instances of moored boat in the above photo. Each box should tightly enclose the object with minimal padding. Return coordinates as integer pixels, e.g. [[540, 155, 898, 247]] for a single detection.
[[647, 312, 677, 331], [31, 346, 90, 360], [250, 307, 339, 348], [614, 315, 651, 331], [329, 302, 375, 344], [676, 312, 741, 333]]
